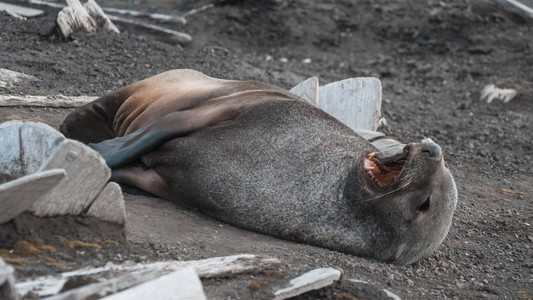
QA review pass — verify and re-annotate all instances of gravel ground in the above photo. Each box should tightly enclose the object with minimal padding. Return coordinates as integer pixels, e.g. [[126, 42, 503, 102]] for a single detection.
[[0, 0, 532, 299]]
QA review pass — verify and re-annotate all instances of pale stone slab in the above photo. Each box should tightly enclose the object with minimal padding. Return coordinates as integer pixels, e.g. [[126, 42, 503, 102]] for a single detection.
[[86, 182, 125, 224], [371, 138, 406, 158], [0, 169, 66, 224], [0, 120, 23, 178], [102, 268, 206, 300], [353, 128, 386, 141], [17, 254, 280, 297], [20, 122, 65, 175], [0, 2, 44, 17], [31, 139, 111, 216], [0, 257, 20, 300], [273, 267, 342, 300], [290, 76, 319, 106], [318, 77, 382, 131]]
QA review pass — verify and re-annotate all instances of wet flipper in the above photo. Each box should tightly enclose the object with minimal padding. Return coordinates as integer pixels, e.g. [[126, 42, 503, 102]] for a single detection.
[[88, 124, 169, 168], [89, 102, 242, 169], [111, 165, 171, 199]]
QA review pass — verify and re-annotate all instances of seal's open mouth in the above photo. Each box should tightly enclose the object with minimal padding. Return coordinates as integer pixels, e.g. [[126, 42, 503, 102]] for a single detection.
[[364, 148, 409, 186]]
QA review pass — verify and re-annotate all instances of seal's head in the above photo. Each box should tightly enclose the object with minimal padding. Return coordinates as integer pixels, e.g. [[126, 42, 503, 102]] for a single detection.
[[348, 138, 457, 265]]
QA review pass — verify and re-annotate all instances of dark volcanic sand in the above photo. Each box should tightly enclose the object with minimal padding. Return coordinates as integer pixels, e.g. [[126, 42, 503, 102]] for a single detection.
[[0, 0, 532, 299]]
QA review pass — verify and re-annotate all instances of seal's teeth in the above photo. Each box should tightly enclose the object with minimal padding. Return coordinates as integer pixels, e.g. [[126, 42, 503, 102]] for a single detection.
[[364, 158, 376, 171], [366, 152, 379, 160]]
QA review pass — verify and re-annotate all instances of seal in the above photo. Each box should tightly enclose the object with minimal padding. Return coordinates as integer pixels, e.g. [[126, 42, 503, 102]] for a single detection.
[[60, 69, 457, 265]]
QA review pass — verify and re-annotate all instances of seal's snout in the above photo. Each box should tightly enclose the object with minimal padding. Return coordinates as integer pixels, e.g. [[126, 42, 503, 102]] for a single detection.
[[421, 144, 442, 161]]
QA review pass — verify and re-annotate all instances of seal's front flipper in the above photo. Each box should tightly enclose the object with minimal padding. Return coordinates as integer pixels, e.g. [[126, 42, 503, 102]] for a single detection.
[[88, 125, 156, 168], [89, 101, 242, 169]]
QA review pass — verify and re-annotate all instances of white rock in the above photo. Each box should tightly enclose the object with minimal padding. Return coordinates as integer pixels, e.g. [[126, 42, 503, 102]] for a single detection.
[[0, 169, 66, 224], [0, 120, 23, 178], [101, 268, 206, 300], [318, 77, 382, 131], [273, 267, 342, 300], [0, 68, 39, 88], [31, 139, 110, 216], [20, 122, 65, 174], [86, 182, 125, 224], [290, 76, 319, 106]]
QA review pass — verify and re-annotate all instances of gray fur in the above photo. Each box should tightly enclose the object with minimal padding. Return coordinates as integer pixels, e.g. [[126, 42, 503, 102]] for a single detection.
[[141, 100, 457, 265]]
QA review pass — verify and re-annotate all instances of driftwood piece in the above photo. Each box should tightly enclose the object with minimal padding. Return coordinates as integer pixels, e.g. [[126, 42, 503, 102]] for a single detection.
[[107, 14, 192, 44], [20, 122, 65, 175], [272, 267, 342, 300], [86, 182, 125, 224], [101, 268, 206, 300], [290, 76, 319, 106], [0, 120, 23, 178], [0, 68, 39, 89], [0, 169, 66, 225], [17, 254, 280, 297], [0, 2, 43, 18], [0, 258, 19, 300], [26, 0, 63, 9], [56, 0, 96, 38], [318, 77, 382, 131], [31, 139, 111, 217], [102, 7, 186, 25], [56, 0, 119, 38], [27, 0, 186, 25], [83, 0, 119, 33], [25, 0, 190, 43], [0, 95, 97, 108]]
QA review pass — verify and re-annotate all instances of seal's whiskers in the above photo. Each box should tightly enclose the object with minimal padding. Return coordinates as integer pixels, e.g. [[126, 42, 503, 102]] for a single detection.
[[359, 180, 413, 203]]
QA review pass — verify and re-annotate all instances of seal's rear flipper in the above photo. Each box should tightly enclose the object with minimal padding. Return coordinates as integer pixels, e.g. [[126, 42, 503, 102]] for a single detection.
[[111, 165, 170, 200]]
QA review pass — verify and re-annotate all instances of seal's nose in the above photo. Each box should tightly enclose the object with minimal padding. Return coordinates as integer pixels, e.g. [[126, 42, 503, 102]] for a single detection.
[[421, 144, 442, 160]]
